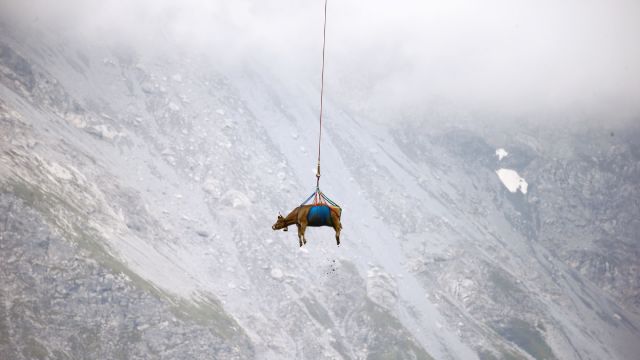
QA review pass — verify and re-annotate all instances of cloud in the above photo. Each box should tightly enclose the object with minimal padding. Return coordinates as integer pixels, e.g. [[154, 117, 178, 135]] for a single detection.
[[325, 0, 640, 121], [2, 0, 640, 122]]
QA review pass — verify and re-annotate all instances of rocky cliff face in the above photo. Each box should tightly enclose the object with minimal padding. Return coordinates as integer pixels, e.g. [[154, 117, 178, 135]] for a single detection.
[[0, 191, 253, 359], [1, 21, 639, 360]]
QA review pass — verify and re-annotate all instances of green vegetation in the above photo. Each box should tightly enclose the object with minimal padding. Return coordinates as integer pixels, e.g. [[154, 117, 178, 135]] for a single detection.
[[0, 297, 11, 347], [494, 344, 529, 360], [338, 260, 361, 277], [72, 224, 164, 301], [497, 318, 555, 360], [478, 344, 528, 360], [578, 295, 593, 310], [171, 294, 245, 342], [479, 346, 529, 360], [332, 341, 352, 360], [568, 270, 585, 286], [353, 296, 435, 360], [300, 296, 351, 360], [22, 338, 49, 360], [323, 260, 365, 320], [488, 270, 522, 297], [323, 260, 433, 360], [301, 296, 334, 329], [477, 348, 499, 360], [51, 349, 72, 359], [7, 178, 49, 210]]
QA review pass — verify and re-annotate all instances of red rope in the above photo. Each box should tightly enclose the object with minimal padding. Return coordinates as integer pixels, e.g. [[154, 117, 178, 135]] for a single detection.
[[317, 0, 327, 183], [310, 190, 341, 219]]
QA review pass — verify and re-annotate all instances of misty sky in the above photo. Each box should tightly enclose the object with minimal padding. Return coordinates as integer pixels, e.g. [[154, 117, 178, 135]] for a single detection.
[[2, 0, 640, 122]]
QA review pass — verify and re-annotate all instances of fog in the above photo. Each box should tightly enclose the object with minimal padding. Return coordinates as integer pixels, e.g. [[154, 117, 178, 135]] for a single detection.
[[3, 0, 640, 123]]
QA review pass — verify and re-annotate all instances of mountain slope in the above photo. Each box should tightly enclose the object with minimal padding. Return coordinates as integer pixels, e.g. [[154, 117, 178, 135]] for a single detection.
[[1, 23, 639, 360]]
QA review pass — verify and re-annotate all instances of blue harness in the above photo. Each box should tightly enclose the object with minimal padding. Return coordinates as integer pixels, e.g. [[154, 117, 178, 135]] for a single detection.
[[307, 205, 333, 227], [295, 188, 341, 227]]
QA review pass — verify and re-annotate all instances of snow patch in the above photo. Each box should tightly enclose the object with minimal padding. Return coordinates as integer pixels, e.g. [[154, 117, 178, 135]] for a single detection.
[[496, 168, 528, 194], [496, 148, 508, 161]]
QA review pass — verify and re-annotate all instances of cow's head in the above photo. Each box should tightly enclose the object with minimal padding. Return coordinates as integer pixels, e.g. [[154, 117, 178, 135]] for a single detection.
[[272, 212, 288, 231]]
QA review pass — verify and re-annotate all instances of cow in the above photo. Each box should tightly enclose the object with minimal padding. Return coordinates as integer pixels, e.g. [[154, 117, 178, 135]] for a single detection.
[[272, 205, 342, 247]]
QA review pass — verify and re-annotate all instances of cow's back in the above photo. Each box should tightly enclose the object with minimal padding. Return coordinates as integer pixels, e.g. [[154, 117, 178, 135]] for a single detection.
[[329, 205, 341, 218]]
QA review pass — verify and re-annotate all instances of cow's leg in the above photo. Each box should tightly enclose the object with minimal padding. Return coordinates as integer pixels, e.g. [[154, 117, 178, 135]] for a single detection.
[[330, 213, 342, 246], [296, 224, 303, 247], [333, 220, 341, 246], [301, 223, 308, 245]]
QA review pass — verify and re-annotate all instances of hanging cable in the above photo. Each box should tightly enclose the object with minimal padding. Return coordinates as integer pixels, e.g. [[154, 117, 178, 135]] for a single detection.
[[317, 0, 328, 188], [287, 0, 343, 235]]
